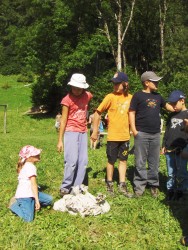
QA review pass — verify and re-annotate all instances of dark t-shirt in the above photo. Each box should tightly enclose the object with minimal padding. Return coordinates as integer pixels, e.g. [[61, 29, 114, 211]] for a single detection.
[[162, 110, 188, 150], [129, 91, 166, 133]]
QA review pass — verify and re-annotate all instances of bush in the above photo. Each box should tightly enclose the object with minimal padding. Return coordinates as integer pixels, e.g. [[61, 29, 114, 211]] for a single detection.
[[17, 73, 35, 83], [1, 83, 11, 89]]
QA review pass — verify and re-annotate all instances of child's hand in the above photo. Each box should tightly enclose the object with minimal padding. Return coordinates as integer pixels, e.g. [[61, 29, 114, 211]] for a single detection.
[[161, 147, 166, 155], [132, 130, 138, 137], [35, 201, 40, 211], [57, 141, 63, 152]]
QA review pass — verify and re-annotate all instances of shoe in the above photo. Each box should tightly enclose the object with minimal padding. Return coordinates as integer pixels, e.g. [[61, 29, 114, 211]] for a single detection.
[[59, 189, 69, 197], [180, 236, 188, 246], [133, 191, 143, 198], [150, 187, 159, 198], [166, 189, 175, 201], [8, 197, 16, 208], [118, 183, 133, 198], [106, 182, 115, 196]]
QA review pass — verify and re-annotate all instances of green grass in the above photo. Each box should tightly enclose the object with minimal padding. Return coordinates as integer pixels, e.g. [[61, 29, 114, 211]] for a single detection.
[[0, 74, 187, 249]]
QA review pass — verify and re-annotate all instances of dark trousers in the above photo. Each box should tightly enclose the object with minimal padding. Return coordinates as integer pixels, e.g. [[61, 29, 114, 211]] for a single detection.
[[133, 131, 160, 193]]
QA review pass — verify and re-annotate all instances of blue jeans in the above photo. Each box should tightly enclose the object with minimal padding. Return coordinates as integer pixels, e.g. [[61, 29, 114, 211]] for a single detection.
[[10, 192, 53, 222], [60, 132, 88, 192], [133, 131, 160, 193], [165, 148, 188, 191]]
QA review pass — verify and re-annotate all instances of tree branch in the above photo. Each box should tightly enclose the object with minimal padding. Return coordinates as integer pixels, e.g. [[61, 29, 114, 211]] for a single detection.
[[121, 0, 136, 42]]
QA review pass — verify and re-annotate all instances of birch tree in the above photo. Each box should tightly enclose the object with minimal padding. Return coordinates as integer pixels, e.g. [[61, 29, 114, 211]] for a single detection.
[[159, 0, 168, 62], [97, 0, 136, 71]]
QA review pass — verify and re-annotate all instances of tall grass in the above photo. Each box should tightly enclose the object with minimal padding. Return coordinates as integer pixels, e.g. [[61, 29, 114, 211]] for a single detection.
[[0, 75, 187, 249]]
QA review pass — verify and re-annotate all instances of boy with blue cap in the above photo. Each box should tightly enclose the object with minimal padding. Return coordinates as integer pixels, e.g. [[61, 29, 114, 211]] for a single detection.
[[91, 72, 133, 197], [161, 90, 188, 201]]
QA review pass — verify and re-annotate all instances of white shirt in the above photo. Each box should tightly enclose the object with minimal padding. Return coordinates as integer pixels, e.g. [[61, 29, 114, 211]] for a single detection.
[[15, 162, 37, 198]]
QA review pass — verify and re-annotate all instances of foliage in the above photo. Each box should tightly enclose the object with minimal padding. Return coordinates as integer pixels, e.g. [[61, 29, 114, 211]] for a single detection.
[[0, 0, 187, 110], [17, 72, 35, 83], [1, 83, 11, 90]]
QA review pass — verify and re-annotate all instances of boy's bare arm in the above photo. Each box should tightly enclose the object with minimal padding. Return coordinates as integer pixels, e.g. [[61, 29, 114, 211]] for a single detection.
[[165, 103, 175, 112], [57, 105, 69, 152], [184, 119, 188, 133], [129, 110, 138, 137], [91, 111, 101, 141], [184, 119, 188, 126]]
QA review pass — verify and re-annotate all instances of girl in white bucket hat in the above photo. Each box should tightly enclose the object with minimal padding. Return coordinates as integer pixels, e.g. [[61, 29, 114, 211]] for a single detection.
[[57, 73, 93, 197], [67, 73, 89, 89]]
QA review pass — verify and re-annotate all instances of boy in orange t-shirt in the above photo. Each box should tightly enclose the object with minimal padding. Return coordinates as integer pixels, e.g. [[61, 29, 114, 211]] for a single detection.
[[91, 72, 133, 197]]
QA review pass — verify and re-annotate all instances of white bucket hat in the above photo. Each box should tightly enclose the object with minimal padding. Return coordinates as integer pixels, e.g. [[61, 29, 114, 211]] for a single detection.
[[67, 73, 89, 89]]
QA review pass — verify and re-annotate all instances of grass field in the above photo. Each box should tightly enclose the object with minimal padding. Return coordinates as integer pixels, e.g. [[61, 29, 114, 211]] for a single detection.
[[0, 74, 187, 249]]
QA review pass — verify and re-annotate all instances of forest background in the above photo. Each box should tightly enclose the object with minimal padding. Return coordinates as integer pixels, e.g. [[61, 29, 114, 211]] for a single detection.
[[0, 0, 187, 113]]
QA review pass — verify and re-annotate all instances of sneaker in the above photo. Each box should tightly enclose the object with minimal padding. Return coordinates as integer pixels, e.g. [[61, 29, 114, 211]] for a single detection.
[[134, 191, 143, 198], [150, 187, 159, 198], [106, 182, 114, 196], [180, 236, 188, 246], [118, 183, 133, 198], [8, 197, 16, 208], [59, 189, 69, 197]]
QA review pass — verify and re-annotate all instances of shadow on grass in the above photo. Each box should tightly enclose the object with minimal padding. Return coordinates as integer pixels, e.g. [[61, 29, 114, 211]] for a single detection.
[[83, 167, 92, 186], [38, 184, 50, 191], [91, 164, 135, 187], [162, 193, 188, 236], [169, 200, 188, 235], [159, 172, 188, 236], [26, 112, 55, 120], [126, 165, 135, 187], [92, 167, 120, 184], [158, 171, 168, 194]]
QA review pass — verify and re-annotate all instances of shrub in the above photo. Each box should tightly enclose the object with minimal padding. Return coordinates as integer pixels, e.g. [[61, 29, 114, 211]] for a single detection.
[[17, 73, 35, 83], [1, 83, 11, 89]]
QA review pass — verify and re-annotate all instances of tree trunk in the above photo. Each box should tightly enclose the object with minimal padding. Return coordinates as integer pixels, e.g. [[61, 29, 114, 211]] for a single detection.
[[159, 0, 167, 62], [98, 0, 136, 71]]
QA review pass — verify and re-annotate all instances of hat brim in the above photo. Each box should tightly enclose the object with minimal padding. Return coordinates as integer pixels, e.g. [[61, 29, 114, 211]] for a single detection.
[[68, 81, 89, 89], [110, 79, 122, 84], [167, 97, 180, 103], [32, 148, 42, 156], [148, 77, 163, 82]]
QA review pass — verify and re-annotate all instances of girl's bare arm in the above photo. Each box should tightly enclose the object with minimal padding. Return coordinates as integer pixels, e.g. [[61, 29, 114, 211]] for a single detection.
[[57, 105, 69, 152], [30, 176, 40, 210]]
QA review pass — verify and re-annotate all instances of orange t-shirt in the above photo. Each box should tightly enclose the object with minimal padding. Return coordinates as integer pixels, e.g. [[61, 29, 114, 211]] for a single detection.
[[97, 93, 132, 141]]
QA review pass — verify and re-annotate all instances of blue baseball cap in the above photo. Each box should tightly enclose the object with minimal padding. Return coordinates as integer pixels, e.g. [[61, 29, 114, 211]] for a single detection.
[[167, 90, 186, 103], [110, 72, 128, 84]]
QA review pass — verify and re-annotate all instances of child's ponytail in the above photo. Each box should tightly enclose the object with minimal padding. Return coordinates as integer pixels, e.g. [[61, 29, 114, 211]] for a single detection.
[[16, 158, 25, 173]]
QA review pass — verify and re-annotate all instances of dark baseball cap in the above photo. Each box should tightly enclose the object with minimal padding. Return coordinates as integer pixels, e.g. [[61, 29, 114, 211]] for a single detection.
[[167, 90, 186, 103], [110, 72, 128, 84]]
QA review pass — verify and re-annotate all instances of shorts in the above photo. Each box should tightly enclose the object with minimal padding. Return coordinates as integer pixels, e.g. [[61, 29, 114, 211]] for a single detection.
[[106, 141, 130, 164]]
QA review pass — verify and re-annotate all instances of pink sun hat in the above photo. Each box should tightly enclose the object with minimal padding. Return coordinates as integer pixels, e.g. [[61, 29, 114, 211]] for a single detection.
[[19, 145, 42, 161]]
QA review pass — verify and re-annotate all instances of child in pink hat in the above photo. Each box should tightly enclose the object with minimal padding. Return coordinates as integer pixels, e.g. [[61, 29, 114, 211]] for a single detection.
[[9, 145, 53, 222]]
